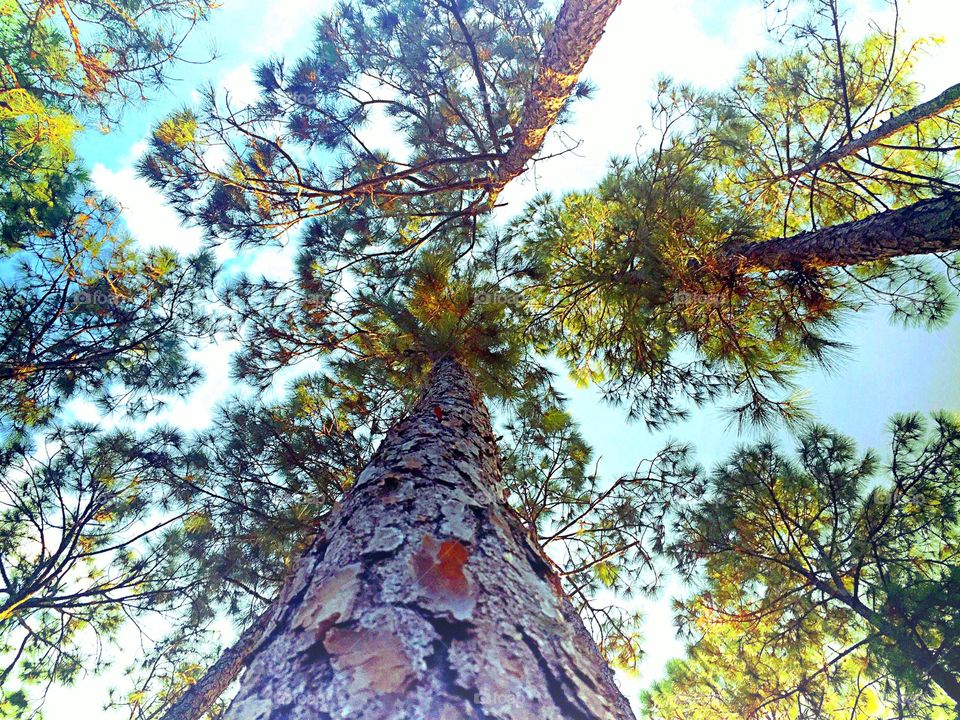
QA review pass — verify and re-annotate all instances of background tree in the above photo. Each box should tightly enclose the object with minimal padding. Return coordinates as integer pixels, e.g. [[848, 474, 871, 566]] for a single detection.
[[0, 424, 208, 718], [648, 414, 960, 716], [1, 0, 215, 119], [1, 0, 216, 251], [1, 0, 224, 712], [0, 0, 220, 444], [139, 0, 617, 253], [641, 628, 930, 719], [512, 0, 960, 427], [0, 197, 218, 442]]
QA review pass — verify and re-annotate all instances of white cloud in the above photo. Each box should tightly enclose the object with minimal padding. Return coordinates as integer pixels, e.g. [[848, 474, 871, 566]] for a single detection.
[[138, 338, 242, 432], [91, 164, 205, 255], [219, 63, 262, 107], [252, 0, 334, 55], [899, 0, 960, 93]]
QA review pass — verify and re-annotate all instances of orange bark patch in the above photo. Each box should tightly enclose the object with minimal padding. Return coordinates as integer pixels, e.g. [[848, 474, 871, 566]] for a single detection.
[[410, 535, 475, 619], [291, 564, 362, 634], [547, 571, 566, 600]]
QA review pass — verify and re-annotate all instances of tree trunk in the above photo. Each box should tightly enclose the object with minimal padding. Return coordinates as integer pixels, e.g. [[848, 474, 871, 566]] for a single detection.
[[223, 357, 636, 720], [785, 82, 960, 179], [491, 0, 622, 200], [161, 605, 277, 720], [717, 193, 960, 273], [806, 574, 960, 706]]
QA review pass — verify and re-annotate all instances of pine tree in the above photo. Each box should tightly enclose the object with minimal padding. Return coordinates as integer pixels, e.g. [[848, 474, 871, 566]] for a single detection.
[[1, 0, 224, 711], [648, 414, 960, 716], [32, 0, 958, 717], [0, 425, 207, 713], [139, 0, 618, 251], [222, 356, 635, 719], [143, 249, 695, 720], [513, 0, 960, 427], [0, 0, 220, 440]]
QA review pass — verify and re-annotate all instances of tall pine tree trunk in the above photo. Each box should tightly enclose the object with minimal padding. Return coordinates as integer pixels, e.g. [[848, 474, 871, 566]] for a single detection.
[[162, 605, 277, 720], [717, 193, 960, 273], [224, 357, 635, 720]]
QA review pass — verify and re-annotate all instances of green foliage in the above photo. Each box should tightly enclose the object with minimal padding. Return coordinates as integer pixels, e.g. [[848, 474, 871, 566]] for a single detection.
[[707, 4, 959, 232], [0, 196, 219, 441], [513, 16, 960, 427], [1, 0, 216, 118], [0, 424, 206, 714], [500, 374, 698, 671], [515, 146, 848, 428], [5, 0, 960, 715], [0, 1, 223, 711], [0, 0, 216, 251], [651, 413, 960, 717], [138, 0, 583, 250]]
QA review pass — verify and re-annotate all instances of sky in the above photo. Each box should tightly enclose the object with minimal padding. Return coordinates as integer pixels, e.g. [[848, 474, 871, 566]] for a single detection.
[[35, 0, 960, 716]]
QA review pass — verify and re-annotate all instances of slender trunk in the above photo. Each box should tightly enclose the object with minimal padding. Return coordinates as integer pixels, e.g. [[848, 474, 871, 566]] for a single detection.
[[806, 575, 960, 705], [847, 595, 960, 705], [491, 0, 622, 200], [161, 605, 277, 720], [785, 82, 960, 179], [717, 193, 960, 273], [224, 357, 635, 720]]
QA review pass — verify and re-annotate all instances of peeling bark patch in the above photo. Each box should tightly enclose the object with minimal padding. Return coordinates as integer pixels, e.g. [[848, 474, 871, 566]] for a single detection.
[[291, 564, 362, 634], [366, 526, 405, 555], [440, 499, 475, 541], [323, 626, 415, 695], [410, 535, 475, 620], [226, 696, 273, 720]]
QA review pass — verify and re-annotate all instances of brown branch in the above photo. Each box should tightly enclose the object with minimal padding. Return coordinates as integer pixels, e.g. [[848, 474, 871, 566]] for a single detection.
[[158, 603, 278, 720], [718, 193, 960, 273]]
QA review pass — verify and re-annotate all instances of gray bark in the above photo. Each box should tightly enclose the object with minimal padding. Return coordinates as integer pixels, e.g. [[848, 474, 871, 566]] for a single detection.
[[718, 193, 960, 273], [223, 357, 635, 720], [491, 0, 622, 200]]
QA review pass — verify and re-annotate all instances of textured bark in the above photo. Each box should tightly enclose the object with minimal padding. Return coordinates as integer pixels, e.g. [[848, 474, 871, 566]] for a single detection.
[[490, 0, 622, 200], [223, 357, 635, 720], [161, 605, 278, 720], [786, 82, 960, 178], [717, 193, 960, 273]]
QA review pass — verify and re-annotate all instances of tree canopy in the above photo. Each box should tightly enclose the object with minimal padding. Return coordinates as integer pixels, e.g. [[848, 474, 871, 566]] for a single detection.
[[2, 0, 960, 717], [644, 414, 960, 718]]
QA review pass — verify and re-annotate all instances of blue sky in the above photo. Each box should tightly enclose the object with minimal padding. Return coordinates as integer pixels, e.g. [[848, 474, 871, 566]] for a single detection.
[[37, 0, 960, 715]]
